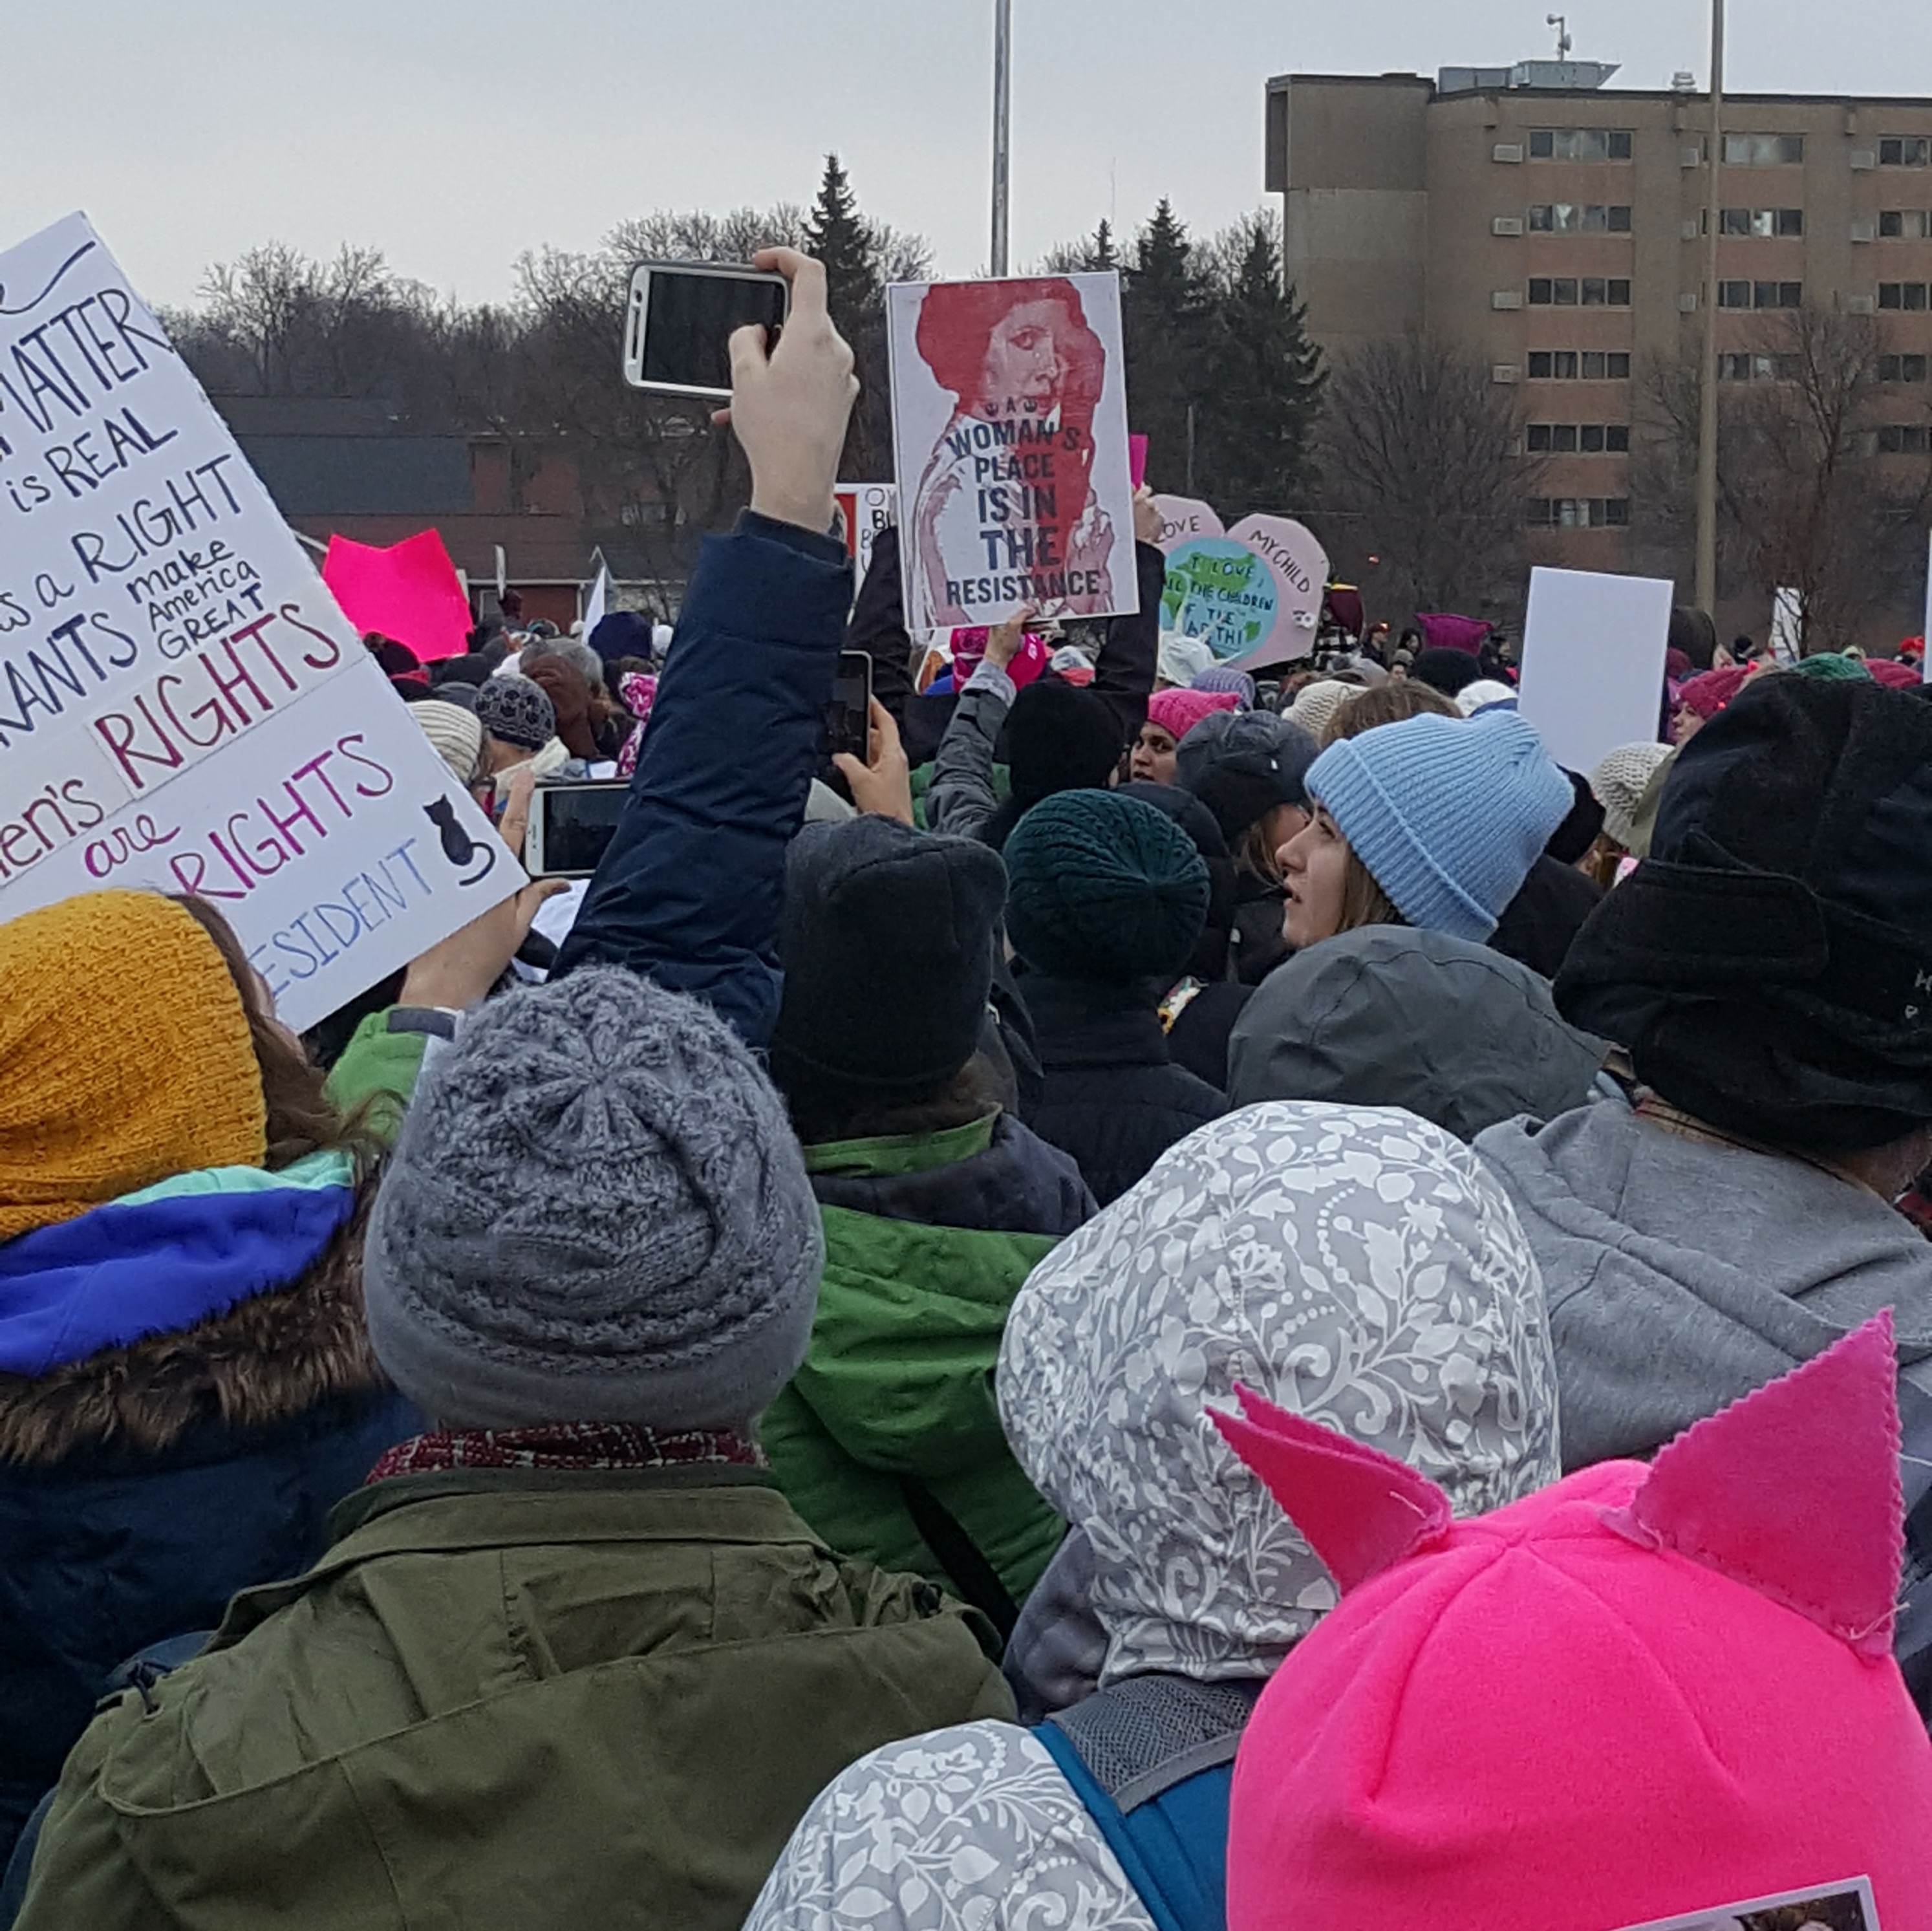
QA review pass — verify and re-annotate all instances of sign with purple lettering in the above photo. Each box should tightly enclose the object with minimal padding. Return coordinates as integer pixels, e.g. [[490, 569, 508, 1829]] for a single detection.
[[887, 272, 1138, 632], [0, 214, 516, 1029]]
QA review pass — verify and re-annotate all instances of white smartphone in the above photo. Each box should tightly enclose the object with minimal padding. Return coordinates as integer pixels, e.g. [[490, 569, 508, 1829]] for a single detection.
[[621, 261, 791, 400], [524, 779, 630, 879]]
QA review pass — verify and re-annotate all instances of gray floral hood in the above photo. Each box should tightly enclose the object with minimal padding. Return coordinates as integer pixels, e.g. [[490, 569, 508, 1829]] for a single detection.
[[998, 1101, 1562, 1685]]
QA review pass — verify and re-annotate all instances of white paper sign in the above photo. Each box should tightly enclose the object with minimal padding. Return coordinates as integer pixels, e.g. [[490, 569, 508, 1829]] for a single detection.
[[1517, 566, 1673, 775], [0, 214, 515, 1029], [886, 272, 1139, 632], [833, 482, 896, 590]]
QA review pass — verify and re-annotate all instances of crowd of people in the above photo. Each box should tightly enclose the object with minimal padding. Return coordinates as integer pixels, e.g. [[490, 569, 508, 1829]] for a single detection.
[[3, 246, 1931, 1929]]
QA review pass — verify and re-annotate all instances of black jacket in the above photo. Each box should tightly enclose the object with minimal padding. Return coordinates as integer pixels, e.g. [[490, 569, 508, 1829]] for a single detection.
[[1018, 977, 1228, 1206]]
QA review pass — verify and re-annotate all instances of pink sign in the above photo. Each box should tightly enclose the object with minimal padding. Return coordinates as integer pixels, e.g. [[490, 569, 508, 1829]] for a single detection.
[[1226, 513, 1327, 651], [322, 530, 473, 662], [1128, 435, 1148, 490], [1150, 495, 1224, 554]]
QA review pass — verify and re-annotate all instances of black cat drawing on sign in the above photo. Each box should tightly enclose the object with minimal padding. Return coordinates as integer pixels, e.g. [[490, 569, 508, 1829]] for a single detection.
[[424, 797, 496, 886]]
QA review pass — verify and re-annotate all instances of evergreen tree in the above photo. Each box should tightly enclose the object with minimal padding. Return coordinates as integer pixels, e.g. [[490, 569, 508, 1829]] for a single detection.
[[1122, 200, 1210, 495], [801, 154, 894, 480], [1196, 215, 1326, 519]]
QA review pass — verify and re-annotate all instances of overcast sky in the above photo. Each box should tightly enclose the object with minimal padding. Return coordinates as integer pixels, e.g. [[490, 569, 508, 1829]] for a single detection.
[[8, 0, 1932, 310]]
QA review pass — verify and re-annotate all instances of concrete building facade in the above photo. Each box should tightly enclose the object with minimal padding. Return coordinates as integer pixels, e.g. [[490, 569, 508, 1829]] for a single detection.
[[1267, 64, 1932, 628]]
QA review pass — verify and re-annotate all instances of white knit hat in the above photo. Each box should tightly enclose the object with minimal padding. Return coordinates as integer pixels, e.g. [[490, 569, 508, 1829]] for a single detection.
[[1589, 740, 1673, 848], [410, 698, 484, 784], [1285, 680, 1357, 742]]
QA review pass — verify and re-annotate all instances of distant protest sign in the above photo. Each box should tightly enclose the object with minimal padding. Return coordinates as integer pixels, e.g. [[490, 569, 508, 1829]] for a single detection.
[[833, 482, 895, 590], [1518, 566, 1673, 775], [0, 213, 516, 1030], [1160, 513, 1328, 668], [887, 272, 1138, 631], [1150, 494, 1223, 553], [323, 528, 472, 662]]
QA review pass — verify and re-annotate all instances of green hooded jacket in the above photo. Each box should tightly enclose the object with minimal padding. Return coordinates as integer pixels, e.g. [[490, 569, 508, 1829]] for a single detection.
[[12, 1467, 1011, 1931], [760, 1117, 1073, 1612]]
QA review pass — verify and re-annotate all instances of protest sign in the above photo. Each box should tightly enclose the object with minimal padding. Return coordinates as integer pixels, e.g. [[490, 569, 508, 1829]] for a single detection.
[[1614, 1875, 1877, 1931], [1150, 494, 1223, 553], [581, 563, 608, 642], [886, 272, 1138, 631], [0, 213, 515, 1030], [1128, 434, 1148, 489], [1227, 513, 1326, 651], [1160, 513, 1328, 668], [1517, 566, 1673, 775], [322, 528, 472, 662], [833, 482, 896, 590]]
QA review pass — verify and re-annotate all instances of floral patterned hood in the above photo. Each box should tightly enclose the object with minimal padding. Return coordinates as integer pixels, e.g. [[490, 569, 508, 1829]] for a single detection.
[[997, 1101, 1562, 1687]]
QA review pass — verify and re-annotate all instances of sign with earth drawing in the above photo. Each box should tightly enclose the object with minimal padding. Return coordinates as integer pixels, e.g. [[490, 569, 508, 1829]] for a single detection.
[[1159, 513, 1327, 668]]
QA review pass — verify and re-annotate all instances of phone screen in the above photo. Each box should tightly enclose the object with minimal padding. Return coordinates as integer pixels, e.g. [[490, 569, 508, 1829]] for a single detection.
[[531, 782, 630, 878], [636, 269, 788, 394], [824, 653, 871, 761]]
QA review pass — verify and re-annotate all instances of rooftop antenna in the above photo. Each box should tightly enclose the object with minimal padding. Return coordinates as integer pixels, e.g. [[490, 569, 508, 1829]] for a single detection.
[[1547, 12, 1573, 58]]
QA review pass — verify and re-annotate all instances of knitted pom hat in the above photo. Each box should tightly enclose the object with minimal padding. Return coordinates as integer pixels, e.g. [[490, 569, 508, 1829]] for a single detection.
[[408, 697, 484, 784], [1589, 740, 1673, 848], [1679, 663, 1755, 720], [363, 966, 823, 1432], [1218, 1315, 1932, 1930], [1005, 790, 1211, 984], [474, 673, 557, 751], [0, 892, 265, 1242], [1146, 686, 1240, 743], [1307, 710, 1572, 942]]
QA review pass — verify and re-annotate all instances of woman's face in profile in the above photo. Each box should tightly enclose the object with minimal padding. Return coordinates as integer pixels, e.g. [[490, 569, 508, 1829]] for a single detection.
[[979, 301, 1068, 410]]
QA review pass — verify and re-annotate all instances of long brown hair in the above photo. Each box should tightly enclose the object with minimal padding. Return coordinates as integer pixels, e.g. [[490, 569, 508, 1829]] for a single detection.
[[173, 896, 381, 1172], [1336, 844, 1404, 934]]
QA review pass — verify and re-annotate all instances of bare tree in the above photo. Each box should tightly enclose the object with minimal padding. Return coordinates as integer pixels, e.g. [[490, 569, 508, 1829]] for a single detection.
[[1636, 305, 1932, 650], [1315, 338, 1545, 618]]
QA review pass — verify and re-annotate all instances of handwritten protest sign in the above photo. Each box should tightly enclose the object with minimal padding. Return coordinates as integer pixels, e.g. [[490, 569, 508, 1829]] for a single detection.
[[886, 272, 1138, 631], [1160, 513, 1328, 668], [833, 482, 896, 590], [1518, 566, 1673, 775], [0, 214, 515, 1030], [1150, 494, 1223, 553]]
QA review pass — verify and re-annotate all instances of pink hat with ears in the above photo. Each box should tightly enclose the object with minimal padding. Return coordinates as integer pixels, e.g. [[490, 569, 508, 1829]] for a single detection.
[[1214, 1313, 1932, 1931], [949, 626, 1050, 690], [1146, 686, 1241, 742]]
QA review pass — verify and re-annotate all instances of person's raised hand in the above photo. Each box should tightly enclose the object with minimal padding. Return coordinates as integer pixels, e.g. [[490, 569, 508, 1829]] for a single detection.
[[398, 878, 570, 1011], [832, 697, 914, 826], [723, 248, 859, 535], [1132, 484, 1162, 548], [987, 605, 1037, 673], [495, 764, 539, 863]]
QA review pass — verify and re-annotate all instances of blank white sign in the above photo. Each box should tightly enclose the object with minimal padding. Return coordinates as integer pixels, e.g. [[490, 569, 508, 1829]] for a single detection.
[[1518, 566, 1673, 776]]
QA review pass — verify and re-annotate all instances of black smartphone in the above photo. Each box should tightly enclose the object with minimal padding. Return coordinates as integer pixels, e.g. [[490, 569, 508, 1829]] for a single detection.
[[524, 779, 630, 879], [824, 651, 873, 761], [621, 262, 790, 400]]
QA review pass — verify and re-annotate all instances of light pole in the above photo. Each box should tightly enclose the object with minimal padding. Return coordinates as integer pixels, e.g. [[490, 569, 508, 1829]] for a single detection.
[[991, 0, 1012, 275], [1695, 0, 1726, 615]]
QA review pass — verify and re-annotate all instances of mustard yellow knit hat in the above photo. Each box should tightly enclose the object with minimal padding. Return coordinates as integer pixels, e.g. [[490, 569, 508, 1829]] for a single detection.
[[0, 892, 267, 1242]]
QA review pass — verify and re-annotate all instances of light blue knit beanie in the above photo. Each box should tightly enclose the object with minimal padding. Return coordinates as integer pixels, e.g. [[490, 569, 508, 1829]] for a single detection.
[[1305, 710, 1572, 941]]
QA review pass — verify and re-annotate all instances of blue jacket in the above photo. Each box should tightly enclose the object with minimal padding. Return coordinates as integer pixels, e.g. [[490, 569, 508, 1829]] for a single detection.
[[554, 512, 854, 1046]]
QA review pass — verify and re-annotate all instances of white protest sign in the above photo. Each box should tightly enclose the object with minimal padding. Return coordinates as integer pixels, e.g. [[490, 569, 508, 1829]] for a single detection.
[[833, 482, 896, 590], [1150, 494, 1223, 554], [1158, 514, 1328, 669], [1517, 566, 1673, 775], [1770, 586, 1804, 665], [1227, 513, 1327, 654], [0, 213, 516, 1030], [886, 272, 1139, 631]]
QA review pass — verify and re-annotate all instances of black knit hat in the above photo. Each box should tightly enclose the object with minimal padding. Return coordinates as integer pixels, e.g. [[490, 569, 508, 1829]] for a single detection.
[[1004, 681, 1126, 806], [1408, 648, 1485, 697], [1558, 676, 1932, 1152], [1547, 770, 1606, 867], [1174, 711, 1320, 846], [769, 817, 1007, 1095]]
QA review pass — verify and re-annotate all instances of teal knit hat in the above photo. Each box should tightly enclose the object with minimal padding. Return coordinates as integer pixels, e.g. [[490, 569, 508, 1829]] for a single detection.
[[1306, 711, 1572, 942], [1005, 790, 1211, 983]]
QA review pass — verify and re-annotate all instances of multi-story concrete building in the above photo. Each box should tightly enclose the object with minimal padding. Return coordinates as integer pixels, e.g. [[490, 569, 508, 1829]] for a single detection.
[[1266, 60, 1932, 630]]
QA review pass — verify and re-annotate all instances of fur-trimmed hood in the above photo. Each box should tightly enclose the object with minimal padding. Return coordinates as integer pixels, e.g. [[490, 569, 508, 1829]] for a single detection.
[[0, 1178, 390, 1467]]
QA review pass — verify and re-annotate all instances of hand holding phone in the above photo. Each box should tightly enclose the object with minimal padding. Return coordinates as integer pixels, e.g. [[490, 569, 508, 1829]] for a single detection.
[[524, 779, 632, 879], [833, 698, 914, 827]]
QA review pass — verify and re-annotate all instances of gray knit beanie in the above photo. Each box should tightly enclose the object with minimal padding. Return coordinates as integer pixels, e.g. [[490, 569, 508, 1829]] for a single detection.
[[475, 673, 557, 752], [363, 966, 824, 1431]]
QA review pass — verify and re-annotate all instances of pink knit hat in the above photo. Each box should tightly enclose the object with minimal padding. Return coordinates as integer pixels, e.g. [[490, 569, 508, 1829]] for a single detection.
[[1216, 1313, 1932, 1931], [1146, 686, 1240, 742]]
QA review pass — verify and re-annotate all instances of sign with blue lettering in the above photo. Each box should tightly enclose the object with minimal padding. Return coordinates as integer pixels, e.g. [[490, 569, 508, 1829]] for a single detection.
[[0, 213, 517, 1028]]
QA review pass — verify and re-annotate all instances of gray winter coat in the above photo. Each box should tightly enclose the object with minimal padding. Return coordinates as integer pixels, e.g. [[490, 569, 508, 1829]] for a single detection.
[[1476, 1097, 1932, 1469]]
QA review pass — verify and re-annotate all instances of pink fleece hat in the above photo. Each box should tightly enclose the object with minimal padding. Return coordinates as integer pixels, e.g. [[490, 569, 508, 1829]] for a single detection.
[[1679, 662, 1756, 718], [1216, 1313, 1932, 1931], [1146, 686, 1240, 742], [950, 626, 1049, 689]]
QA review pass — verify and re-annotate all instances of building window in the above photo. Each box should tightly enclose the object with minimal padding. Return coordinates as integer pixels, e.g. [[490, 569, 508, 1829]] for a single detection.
[[1881, 211, 1932, 238], [1526, 497, 1632, 528], [1879, 354, 1930, 382], [1880, 137, 1932, 167], [1718, 280, 1803, 308], [1720, 207, 1805, 237], [1528, 129, 1634, 162], [1719, 353, 1803, 381], [1527, 423, 1632, 453], [1724, 133, 1805, 166], [1528, 202, 1633, 233], [1529, 276, 1632, 307], [1878, 424, 1932, 453], [1527, 351, 1633, 379], [1879, 282, 1932, 310]]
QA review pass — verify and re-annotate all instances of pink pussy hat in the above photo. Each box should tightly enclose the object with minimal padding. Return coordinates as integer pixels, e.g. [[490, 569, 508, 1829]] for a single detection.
[[1214, 1312, 1932, 1931]]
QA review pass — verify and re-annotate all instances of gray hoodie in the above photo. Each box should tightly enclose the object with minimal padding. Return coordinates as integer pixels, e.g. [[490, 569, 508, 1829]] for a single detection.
[[1477, 1098, 1932, 1469]]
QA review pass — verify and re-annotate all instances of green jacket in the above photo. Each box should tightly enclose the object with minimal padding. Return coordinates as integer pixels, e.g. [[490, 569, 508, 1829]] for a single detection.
[[760, 1118, 1073, 1613], [14, 1467, 1012, 1931]]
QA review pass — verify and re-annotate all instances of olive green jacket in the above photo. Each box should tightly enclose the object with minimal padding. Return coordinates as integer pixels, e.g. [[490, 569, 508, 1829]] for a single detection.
[[14, 1466, 1012, 1931]]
